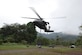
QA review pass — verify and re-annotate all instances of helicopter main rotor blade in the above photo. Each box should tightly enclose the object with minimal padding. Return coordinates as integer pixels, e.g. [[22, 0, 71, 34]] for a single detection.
[[50, 16, 66, 19], [22, 17, 39, 19], [55, 16, 66, 18], [30, 7, 43, 20]]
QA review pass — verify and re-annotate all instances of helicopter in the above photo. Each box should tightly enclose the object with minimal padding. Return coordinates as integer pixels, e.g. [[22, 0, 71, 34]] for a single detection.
[[22, 7, 54, 32]]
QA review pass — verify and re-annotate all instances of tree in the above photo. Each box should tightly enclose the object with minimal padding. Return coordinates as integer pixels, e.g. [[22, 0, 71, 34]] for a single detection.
[[0, 22, 37, 44], [35, 36, 50, 46], [75, 25, 82, 47], [25, 22, 37, 44], [55, 35, 62, 45]]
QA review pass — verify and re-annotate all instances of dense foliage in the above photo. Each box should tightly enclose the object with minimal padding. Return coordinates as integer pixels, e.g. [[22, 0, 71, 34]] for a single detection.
[[0, 23, 82, 47], [35, 36, 50, 46], [75, 25, 82, 47], [0, 22, 37, 44]]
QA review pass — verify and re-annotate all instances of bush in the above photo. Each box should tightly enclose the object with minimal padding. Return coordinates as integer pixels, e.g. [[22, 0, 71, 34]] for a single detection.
[[21, 40, 27, 45], [0, 39, 3, 45], [35, 36, 50, 46]]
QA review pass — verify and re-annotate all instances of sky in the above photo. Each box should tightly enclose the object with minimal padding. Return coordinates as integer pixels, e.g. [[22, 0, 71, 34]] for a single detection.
[[0, 0, 82, 35]]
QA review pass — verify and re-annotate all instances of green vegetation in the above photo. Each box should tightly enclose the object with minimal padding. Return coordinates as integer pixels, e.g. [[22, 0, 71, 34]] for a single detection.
[[0, 22, 37, 44], [0, 43, 28, 50], [0, 22, 82, 46], [35, 36, 50, 46], [0, 22, 73, 46], [75, 25, 82, 47]]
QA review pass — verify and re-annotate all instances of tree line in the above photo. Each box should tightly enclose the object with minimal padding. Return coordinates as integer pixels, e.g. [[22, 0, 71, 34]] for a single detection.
[[0, 22, 82, 47], [0, 22, 37, 44]]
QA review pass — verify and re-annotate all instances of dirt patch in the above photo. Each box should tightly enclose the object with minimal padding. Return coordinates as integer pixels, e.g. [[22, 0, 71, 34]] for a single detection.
[[0, 48, 59, 55], [66, 51, 82, 55], [0, 48, 82, 55]]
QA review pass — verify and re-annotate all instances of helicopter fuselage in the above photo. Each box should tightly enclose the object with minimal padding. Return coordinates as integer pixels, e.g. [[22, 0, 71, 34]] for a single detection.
[[33, 19, 47, 29], [33, 20, 54, 32]]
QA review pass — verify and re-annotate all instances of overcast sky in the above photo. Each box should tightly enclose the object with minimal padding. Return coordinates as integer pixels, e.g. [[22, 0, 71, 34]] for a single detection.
[[0, 0, 82, 35]]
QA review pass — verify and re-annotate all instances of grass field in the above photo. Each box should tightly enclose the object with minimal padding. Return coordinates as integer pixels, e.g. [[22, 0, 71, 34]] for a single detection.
[[0, 44, 82, 55]]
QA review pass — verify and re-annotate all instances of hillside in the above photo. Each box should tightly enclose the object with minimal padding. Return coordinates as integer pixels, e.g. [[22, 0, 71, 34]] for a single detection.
[[37, 32, 78, 41]]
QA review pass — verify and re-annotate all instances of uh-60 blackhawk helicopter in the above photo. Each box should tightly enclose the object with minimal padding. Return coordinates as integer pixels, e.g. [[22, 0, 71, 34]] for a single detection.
[[22, 7, 54, 32]]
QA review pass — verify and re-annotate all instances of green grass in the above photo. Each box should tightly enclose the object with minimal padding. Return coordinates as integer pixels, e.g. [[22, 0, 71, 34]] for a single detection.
[[0, 44, 82, 55], [0, 43, 29, 50]]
